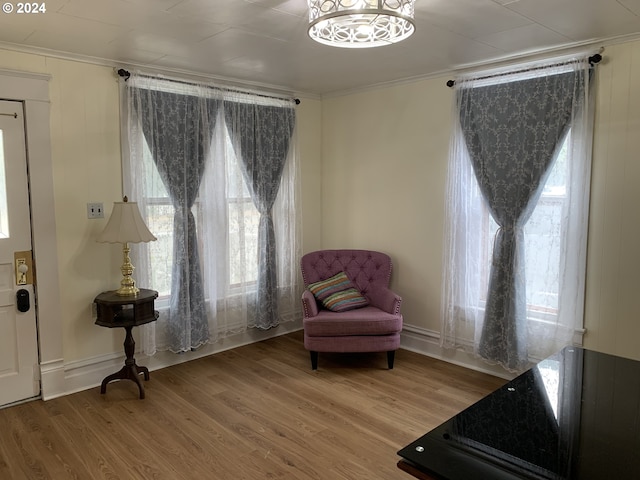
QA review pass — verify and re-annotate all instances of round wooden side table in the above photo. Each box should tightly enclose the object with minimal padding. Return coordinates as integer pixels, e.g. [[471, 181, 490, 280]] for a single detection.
[[94, 288, 158, 399]]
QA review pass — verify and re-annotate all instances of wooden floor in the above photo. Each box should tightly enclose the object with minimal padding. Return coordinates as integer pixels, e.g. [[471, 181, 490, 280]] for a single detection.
[[0, 331, 506, 480]]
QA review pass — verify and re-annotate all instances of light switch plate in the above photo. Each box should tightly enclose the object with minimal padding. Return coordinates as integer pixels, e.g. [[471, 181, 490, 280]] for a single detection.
[[87, 203, 104, 219]]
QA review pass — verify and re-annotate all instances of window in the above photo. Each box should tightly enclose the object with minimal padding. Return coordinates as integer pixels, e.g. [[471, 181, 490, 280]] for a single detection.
[[481, 134, 570, 321], [141, 143, 173, 298], [225, 135, 259, 288], [441, 55, 596, 371], [140, 132, 260, 298]]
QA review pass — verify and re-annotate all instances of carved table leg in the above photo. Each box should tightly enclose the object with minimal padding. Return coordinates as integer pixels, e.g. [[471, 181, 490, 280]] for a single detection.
[[100, 325, 149, 399]]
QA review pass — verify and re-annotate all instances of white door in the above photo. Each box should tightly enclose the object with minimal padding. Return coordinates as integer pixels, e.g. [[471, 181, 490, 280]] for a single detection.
[[0, 100, 39, 407]]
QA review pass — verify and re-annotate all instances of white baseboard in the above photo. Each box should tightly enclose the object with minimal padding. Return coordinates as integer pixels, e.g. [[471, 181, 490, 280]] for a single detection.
[[40, 358, 66, 400], [52, 320, 303, 399], [400, 324, 516, 381]]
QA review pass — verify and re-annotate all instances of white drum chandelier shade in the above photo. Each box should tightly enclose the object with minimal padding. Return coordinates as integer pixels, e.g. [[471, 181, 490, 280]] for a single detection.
[[308, 0, 416, 48]]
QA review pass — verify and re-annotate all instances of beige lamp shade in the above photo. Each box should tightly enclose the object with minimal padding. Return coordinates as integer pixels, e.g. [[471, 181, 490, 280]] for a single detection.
[[97, 199, 157, 244]]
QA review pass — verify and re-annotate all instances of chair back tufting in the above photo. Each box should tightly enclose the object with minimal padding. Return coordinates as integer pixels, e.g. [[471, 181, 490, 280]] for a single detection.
[[301, 249, 392, 297]]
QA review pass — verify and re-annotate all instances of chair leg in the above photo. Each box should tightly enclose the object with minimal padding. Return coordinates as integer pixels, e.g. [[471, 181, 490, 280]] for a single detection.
[[387, 350, 395, 369], [310, 351, 318, 370]]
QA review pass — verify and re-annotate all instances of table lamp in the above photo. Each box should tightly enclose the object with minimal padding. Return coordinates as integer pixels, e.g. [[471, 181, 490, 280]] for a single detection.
[[97, 196, 157, 296]]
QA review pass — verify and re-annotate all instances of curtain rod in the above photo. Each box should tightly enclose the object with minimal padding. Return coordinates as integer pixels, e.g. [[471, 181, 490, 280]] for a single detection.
[[445, 53, 602, 88], [116, 68, 301, 105]]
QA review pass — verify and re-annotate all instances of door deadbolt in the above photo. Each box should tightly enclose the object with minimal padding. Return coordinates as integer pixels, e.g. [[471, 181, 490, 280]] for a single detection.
[[16, 289, 30, 312]]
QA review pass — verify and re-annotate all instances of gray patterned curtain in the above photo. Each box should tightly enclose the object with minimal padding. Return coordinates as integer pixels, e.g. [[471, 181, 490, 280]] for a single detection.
[[134, 87, 220, 351], [223, 101, 296, 329], [459, 71, 584, 370]]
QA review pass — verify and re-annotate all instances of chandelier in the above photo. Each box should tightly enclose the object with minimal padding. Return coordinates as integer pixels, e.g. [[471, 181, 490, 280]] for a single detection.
[[308, 0, 416, 48]]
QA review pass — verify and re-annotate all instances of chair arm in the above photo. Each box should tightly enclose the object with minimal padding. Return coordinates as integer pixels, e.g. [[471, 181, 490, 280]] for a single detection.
[[302, 289, 319, 318], [366, 285, 402, 315]]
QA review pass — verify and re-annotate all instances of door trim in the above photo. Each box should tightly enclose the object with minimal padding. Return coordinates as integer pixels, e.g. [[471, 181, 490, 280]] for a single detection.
[[0, 68, 64, 400]]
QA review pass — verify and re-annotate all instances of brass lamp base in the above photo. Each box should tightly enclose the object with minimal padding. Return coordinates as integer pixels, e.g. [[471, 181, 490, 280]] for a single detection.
[[116, 243, 139, 296], [116, 283, 140, 297]]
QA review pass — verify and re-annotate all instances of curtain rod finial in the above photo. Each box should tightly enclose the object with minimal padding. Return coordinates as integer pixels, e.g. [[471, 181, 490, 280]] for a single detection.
[[446, 79, 455, 88], [117, 68, 131, 81]]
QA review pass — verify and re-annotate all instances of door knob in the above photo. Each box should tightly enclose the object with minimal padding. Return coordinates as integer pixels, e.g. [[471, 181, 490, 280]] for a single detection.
[[17, 263, 28, 285], [14, 251, 33, 285]]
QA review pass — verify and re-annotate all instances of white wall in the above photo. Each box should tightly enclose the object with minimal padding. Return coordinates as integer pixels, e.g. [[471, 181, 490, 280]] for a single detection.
[[298, 97, 324, 254], [0, 48, 323, 396], [321, 77, 451, 334], [584, 39, 640, 359], [321, 38, 640, 371]]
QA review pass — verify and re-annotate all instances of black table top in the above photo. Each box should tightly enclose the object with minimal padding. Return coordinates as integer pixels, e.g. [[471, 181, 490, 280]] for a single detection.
[[397, 347, 640, 479], [94, 288, 158, 305]]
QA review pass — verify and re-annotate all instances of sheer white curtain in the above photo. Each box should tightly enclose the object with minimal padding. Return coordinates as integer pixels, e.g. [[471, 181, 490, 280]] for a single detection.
[[121, 73, 302, 355], [440, 54, 596, 372]]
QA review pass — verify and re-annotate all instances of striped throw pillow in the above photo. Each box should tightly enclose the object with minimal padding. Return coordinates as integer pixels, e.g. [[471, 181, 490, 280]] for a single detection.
[[307, 271, 369, 312], [322, 288, 369, 312]]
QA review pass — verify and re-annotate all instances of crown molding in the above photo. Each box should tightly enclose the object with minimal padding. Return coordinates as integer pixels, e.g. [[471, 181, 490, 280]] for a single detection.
[[321, 32, 640, 99], [0, 40, 321, 101]]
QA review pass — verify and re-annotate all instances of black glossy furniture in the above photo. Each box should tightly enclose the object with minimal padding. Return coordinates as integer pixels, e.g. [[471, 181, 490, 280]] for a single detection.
[[398, 346, 640, 479], [94, 289, 158, 399]]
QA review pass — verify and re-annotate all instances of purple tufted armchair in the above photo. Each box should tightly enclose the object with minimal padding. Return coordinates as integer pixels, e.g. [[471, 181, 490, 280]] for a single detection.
[[301, 249, 403, 370]]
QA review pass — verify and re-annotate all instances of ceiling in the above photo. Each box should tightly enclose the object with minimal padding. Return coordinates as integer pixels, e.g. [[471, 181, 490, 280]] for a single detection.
[[1, 0, 639, 96]]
